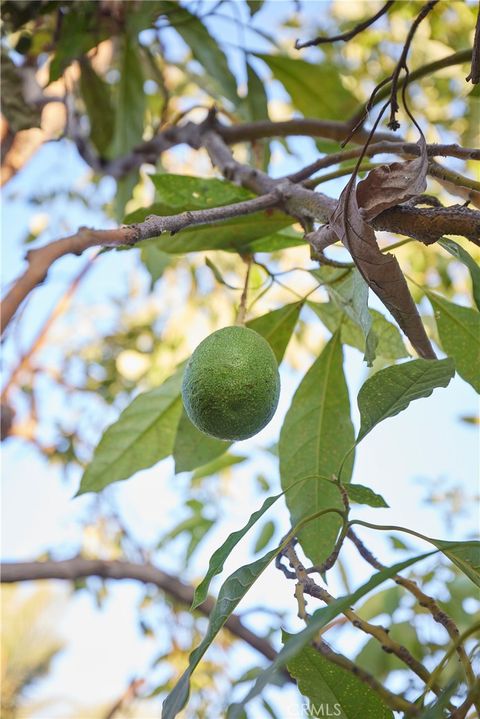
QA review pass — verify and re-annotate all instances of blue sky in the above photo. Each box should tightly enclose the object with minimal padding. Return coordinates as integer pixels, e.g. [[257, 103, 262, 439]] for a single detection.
[[2, 2, 479, 717]]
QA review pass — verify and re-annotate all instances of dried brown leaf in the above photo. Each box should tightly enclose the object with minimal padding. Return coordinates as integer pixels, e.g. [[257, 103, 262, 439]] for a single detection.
[[356, 137, 428, 220], [330, 180, 436, 359]]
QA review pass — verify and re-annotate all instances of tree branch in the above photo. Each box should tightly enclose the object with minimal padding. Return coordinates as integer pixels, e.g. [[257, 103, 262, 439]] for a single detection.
[[0, 192, 279, 333], [3, 122, 479, 336], [295, 1, 395, 50], [466, 6, 480, 84], [0, 557, 285, 668]]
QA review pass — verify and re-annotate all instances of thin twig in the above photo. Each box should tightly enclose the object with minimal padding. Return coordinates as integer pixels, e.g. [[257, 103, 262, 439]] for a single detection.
[[348, 529, 476, 689], [295, 1, 395, 50]]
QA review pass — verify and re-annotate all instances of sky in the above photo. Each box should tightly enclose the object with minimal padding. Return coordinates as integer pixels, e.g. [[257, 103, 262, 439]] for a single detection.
[[1, 2, 479, 718]]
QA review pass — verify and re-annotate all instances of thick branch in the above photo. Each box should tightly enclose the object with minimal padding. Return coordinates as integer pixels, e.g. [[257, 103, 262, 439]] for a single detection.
[[0, 557, 282, 666], [0, 192, 279, 333]]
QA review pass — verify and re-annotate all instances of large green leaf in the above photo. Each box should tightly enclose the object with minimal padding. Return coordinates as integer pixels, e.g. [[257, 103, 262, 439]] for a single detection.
[[228, 546, 453, 718], [439, 239, 480, 311], [77, 367, 184, 495], [165, 5, 238, 104], [79, 56, 114, 155], [245, 61, 270, 121], [256, 54, 358, 120], [309, 302, 408, 360], [357, 358, 455, 443], [109, 35, 146, 158], [163, 546, 279, 719], [173, 409, 231, 473], [246, 301, 303, 363], [427, 291, 480, 393], [430, 539, 480, 588], [191, 494, 281, 610], [279, 334, 355, 564], [150, 174, 254, 209], [192, 453, 246, 481], [284, 634, 393, 719]]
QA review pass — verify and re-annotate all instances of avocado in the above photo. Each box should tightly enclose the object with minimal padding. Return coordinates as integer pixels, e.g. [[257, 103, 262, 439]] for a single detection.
[[182, 326, 280, 441]]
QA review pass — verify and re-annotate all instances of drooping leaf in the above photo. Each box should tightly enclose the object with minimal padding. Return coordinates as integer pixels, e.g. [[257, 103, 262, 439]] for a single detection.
[[427, 291, 480, 393], [166, 5, 238, 104], [163, 546, 279, 719], [429, 539, 480, 588], [79, 55, 115, 155], [246, 301, 303, 363], [284, 634, 394, 719], [279, 334, 355, 564], [357, 358, 455, 443], [245, 61, 270, 121], [439, 238, 480, 310], [77, 367, 184, 495], [309, 302, 408, 360], [191, 494, 281, 610], [346, 484, 389, 508], [140, 243, 171, 288], [109, 35, 146, 158], [256, 54, 358, 120], [356, 137, 428, 220], [192, 453, 246, 481], [254, 520, 275, 553], [173, 409, 231, 473], [228, 546, 452, 718], [329, 180, 436, 359]]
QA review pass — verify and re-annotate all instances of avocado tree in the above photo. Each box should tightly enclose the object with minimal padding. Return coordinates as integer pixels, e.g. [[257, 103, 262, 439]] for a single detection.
[[1, 1, 479, 717]]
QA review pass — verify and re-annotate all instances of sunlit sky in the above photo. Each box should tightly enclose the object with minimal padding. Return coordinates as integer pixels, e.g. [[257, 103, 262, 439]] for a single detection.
[[1, 1, 479, 718]]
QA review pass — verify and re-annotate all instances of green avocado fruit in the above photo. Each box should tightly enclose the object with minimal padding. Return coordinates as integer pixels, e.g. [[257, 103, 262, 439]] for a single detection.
[[182, 326, 281, 441]]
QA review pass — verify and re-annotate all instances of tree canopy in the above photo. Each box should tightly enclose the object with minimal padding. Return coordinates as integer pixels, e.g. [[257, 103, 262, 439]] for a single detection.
[[1, 1, 479, 718]]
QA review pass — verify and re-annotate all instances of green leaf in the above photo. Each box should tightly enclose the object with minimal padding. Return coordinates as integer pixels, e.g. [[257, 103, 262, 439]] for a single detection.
[[140, 243, 171, 288], [342, 270, 377, 366], [109, 35, 146, 158], [173, 409, 231, 473], [192, 453, 246, 481], [356, 586, 401, 621], [49, 2, 104, 82], [228, 546, 452, 718], [279, 334, 355, 564], [114, 169, 140, 224], [357, 358, 455, 443], [79, 56, 114, 154], [355, 622, 423, 681], [284, 634, 394, 719], [254, 520, 275, 553], [246, 301, 303, 363], [163, 546, 279, 719], [439, 238, 480, 311], [125, 208, 296, 253], [245, 61, 269, 121], [309, 302, 408, 360], [346, 484, 389, 508], [192, 494, 281, 610], [427, 291, 480, 393], [77, 367, 184, 495], [166, 6, 238, 104], [247, 0, 264, 15], [256, 54, 358, 120], [150, 174, 253, 210], [429, 539, 480, 588]]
